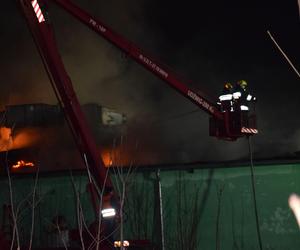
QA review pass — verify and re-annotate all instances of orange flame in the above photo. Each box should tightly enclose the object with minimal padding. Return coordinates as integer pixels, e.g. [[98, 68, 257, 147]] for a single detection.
[[101, 146, 133, 168], [101, 150, 113, 167], [0, 127, 41, 152], [12, 160, 35, 169]]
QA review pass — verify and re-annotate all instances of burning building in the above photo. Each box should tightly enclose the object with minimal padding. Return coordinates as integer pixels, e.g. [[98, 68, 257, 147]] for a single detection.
[[0, 103, 127, 173]]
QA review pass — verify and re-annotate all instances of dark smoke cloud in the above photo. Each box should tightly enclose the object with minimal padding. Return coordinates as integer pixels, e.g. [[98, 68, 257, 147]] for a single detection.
[[1, 0, 300, 168]]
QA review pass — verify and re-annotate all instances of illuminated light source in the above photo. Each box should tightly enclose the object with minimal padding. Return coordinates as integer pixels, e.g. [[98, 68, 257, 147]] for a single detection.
[[101, 191, 116, 218], [12, 160, 35, 169], [114, 240, 130, 247], [289, 193, 300, 228], [101, 208, 116, 218], [31, 0, 45, 23]]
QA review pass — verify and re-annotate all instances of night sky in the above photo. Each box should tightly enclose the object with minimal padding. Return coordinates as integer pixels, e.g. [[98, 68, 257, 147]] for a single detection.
[[1, 0, 300, 168]]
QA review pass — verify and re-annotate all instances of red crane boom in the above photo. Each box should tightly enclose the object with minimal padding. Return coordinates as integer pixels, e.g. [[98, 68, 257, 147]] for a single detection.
[[19, 0, 113, 191], [17, 0, 258, 245], [48, 0, 257, 140], [18, 0, 258, 199]]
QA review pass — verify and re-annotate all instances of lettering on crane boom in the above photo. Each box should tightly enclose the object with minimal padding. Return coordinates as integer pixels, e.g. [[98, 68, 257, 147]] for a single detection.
[[139, 54, 169, 78], [89, 18, 106, 33], [86, 21, 213, 114], [187, 90, 215, 114]]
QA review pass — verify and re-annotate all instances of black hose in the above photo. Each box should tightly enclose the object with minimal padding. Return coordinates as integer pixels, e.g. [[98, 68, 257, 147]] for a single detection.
[[247, 136, 263, 250]]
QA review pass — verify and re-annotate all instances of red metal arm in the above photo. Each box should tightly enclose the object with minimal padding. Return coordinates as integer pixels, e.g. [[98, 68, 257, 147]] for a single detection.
[[51, 0, 223, 120], [50, 0, 259, 140], [19, 0, 113, 191]]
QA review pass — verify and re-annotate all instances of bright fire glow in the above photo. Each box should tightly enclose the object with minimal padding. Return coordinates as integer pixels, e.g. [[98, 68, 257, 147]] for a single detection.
[[114, 240, 130, 247], [0, 127, 41, 152], [101, 147, 131, 167], [12, 160, 35, 169], [101, 150, 113, 167], [0, 127, 12, 141]]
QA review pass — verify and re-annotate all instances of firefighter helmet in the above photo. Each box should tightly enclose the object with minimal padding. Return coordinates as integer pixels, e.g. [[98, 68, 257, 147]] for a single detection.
[[224, 82, 233, 89], [238, 80, 247, 88]]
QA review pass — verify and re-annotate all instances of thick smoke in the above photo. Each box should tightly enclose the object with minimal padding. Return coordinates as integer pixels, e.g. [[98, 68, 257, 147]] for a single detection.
[[1, 0, 300, 169]]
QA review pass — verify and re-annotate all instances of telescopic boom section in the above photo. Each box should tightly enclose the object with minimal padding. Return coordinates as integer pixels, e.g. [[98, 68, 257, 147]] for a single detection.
[[51, 0, 223, 120], [19, 0, 113, 190], [51, 0, 258, 140]]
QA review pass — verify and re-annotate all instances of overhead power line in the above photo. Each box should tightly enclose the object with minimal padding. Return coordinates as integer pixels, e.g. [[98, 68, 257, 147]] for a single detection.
[[267, 30, 300, 79]]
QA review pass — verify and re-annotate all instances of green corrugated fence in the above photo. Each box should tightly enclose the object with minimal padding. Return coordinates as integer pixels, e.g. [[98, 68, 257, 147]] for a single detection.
[[0, 162, 299, 249]]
